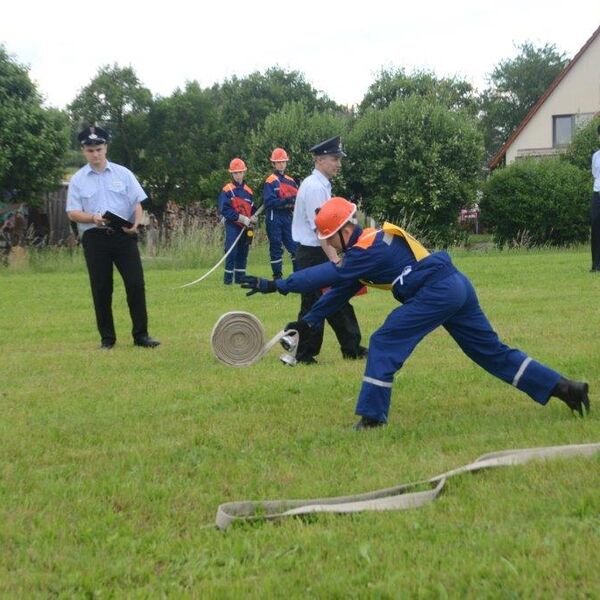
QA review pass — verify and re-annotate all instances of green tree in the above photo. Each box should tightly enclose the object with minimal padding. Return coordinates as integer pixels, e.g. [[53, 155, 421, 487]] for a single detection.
[[68, 64, 153, 169], [211, 68, 341, 163], [138, 81, 221, 207], [481, 43, 569, 159], [247, 102, 351, 195], [359, 68, 479, 115], [346, 96, 484, 246], [0, 46, 69, 203]]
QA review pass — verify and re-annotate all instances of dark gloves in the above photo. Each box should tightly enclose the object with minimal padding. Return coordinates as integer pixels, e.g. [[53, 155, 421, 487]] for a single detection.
[[240, 275, 278, 296]]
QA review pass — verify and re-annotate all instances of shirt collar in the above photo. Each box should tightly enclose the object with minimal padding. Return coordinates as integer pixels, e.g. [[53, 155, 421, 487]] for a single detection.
[[347, 225, 363, 249], [312, 168, 331, 188], [84, 161, 112, 175]]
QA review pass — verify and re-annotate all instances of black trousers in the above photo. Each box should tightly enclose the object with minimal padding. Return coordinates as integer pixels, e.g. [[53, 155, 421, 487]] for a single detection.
[[295, 244, 362, 360], [591, 192, 600, 270], [81, 228, 148, 343]]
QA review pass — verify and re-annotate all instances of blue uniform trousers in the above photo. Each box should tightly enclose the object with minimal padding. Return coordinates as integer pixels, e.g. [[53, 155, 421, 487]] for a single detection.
[[223, 222, 250, 284], [266, 210, 297, 277], [356, 271, 562, 422]]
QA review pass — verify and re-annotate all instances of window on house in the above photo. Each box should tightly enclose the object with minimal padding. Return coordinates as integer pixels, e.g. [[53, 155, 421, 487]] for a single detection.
[[553, 115, 575, 147]]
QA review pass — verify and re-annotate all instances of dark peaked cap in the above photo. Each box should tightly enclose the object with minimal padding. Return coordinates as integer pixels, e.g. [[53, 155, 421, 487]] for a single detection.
[[78, 126, 109, 145], [309, 136, 346, 157]]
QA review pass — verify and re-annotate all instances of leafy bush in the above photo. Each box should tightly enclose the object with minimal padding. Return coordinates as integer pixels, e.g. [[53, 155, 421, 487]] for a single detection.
[[480, 158, 590, 248], [345, 96, 484, 247]]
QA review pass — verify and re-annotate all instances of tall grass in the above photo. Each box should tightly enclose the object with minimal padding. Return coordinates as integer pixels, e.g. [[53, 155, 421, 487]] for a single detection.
[[0, 223, 274, 275]]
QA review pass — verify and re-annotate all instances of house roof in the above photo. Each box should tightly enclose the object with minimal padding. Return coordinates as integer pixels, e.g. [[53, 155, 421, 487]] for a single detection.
[[488, 24, 600, 171]]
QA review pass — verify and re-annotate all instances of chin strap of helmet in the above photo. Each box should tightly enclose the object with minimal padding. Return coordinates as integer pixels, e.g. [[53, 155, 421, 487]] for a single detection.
[[338, 229, 347, 253]]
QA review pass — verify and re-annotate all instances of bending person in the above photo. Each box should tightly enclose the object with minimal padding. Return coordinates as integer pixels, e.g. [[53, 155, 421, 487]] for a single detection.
[[241, 197, 590, 429]]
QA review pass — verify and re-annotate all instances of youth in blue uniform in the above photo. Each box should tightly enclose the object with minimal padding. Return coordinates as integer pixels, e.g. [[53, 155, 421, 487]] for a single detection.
[[263, 148, 298, 278], [242, 197, 590, 429], [218, 158, 256, 284]]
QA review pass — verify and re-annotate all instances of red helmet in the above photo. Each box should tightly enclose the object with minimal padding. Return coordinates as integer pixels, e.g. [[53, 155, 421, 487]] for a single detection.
[[270, 148, 289, 162], [315, 197, 357, 239], [228, 158, 247, 173]]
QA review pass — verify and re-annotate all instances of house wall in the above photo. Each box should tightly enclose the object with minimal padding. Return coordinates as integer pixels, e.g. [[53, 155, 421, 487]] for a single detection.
[[506, 33, 600, 163]]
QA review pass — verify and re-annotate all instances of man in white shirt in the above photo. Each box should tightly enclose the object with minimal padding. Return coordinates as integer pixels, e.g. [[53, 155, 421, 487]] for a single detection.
[[591, 124, 600, 272], [291, 136, 366, 364], [67, 126, 160, 349]]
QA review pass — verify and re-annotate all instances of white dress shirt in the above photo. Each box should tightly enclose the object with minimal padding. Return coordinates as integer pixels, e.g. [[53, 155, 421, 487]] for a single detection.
[[291, 169, 331, 246], [592, 149, 600, 192], [67, 161, 147, 235]]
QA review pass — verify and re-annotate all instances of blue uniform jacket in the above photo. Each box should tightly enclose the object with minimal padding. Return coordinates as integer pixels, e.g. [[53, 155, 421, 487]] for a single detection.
[[263, 172, 298, 217], [276, 225, 457, 326], [218, 181, 255, 227]]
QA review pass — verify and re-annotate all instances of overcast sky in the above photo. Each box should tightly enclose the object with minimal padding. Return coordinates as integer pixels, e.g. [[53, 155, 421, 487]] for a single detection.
[[2, 1, 599, 109]]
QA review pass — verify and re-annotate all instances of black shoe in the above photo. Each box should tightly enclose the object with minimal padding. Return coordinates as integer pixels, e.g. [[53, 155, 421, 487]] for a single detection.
[[99, 341, 115, 350], [134, 336, 161, 348], [352, 416, 385, 430], [296, 356, 318, 365], [342, 346, 368, 360], [552, 378, 590, 416], [272, 274, 282, 280]]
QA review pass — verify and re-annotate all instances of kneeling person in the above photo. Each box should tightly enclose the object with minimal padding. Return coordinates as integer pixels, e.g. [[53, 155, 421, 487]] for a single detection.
[[242, 197, 590, 429]]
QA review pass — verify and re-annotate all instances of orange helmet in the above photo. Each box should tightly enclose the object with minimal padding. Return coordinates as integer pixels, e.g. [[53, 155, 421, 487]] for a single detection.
[[270, 147, 289, 162], [228, 158, 247, 173], [315, 197, 357, 239]]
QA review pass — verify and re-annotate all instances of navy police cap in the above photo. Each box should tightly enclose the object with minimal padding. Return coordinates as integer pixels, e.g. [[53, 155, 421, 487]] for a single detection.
[[78, 126, 109, 145], [309, 135, 346, 157]]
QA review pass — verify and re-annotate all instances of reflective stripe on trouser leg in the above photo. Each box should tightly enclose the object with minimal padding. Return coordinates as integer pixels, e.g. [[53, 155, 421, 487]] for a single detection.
[[234, 233, 250, 283], [511, 357, 561, 405], [443, 273, 562, 405], [266, 218, 283, 275], [356, 278, 467, 421], [356, 377, 394, 423], [224, 223, 239, 283]]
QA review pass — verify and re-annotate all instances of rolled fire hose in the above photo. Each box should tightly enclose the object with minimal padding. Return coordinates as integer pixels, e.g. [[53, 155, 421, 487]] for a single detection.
[[181, 205, 265, 288], [215, 442, 600, 529], [211, 311, 297, 367]]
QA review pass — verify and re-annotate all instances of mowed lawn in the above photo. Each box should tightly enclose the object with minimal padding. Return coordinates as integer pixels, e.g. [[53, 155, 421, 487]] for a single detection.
[[1, 245, 599, 597]]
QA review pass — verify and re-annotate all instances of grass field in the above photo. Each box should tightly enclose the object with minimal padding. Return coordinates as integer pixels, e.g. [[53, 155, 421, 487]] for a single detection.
[[1, 243, 599, 597]]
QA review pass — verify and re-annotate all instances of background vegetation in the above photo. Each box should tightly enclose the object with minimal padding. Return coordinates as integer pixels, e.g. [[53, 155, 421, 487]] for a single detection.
[[2, 38, 593, 247]]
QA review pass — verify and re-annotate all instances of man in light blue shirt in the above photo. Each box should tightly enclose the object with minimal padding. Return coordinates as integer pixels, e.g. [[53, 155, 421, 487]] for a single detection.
[[591, 124, 600, 271], [67, 126, 160, 349], [290, 136, 365, 364]]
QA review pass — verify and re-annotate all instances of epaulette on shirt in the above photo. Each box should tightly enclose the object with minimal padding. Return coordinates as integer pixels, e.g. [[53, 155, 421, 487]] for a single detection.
[[354, 228, 379, 250], [265, 174, 278, 184], [222, 182, 253, 196]]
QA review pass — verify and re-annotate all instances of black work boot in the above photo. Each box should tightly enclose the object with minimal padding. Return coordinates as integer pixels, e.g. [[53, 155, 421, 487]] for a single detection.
[[551, 378, 590, 417], [352, 416, 386, 430], [342, 346, 368, 360]]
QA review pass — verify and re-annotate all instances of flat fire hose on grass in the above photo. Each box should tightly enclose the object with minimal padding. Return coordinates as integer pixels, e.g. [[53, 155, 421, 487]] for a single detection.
[[181, 205, 265, 289], [211, 311, 298, 367], [214, 442, 600, 529]]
